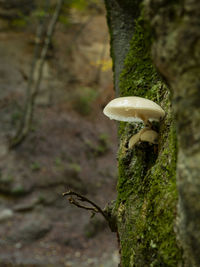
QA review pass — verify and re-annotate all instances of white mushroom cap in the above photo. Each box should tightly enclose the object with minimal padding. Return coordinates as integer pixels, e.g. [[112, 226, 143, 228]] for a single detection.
[[103, 96, 165, 123]]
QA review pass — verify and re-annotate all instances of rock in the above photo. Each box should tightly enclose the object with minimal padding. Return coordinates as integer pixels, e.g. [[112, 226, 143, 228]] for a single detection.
[[0, 141, 8, 158], [10, 213, 52, 242], [0, 208, 13, 222], [13, 202, 36, 212], [84, 217, 107, 238]]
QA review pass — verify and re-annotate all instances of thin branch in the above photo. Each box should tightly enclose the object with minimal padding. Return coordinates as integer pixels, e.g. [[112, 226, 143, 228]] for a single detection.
[[68, 197, 98, 213], [10, 0, 64, 148], [63, 190, 108, 221]]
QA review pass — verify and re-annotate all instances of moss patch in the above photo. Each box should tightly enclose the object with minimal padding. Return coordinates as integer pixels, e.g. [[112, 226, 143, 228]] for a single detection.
[[116, 14, 182, 267], [119, 18, 161, 100]]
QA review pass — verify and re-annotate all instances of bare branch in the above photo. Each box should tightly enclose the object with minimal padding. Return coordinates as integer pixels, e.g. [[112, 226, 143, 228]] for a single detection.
[[68, 197, 98, 213], [63, 190, 117, 232], [63, 190, 108, 221]]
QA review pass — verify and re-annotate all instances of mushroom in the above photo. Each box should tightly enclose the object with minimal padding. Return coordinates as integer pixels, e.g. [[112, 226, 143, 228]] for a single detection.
[[128, 131, 141, 148], [128, 128, 159, 148], [140, 129, 158, 144], [103, 96, 165, 148]]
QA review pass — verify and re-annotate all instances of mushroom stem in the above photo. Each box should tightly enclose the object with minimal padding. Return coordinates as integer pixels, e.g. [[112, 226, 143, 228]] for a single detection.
[[145, 120, 153, 128], [128, 127, 150, 149]]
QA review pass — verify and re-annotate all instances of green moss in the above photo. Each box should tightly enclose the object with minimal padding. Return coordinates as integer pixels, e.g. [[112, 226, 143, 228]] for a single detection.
[[127, 122, 181, 266], [119, 18, 161, 101], [116, 13, 182, 267]]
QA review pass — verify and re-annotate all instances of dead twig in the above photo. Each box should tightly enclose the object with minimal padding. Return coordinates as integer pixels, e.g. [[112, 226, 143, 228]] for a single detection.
[[63, 190, 117, 232], [63, 190, 108, 221]]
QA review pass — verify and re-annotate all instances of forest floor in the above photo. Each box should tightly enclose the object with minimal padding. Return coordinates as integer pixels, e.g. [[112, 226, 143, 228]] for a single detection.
[[0, 4, 119, 267]]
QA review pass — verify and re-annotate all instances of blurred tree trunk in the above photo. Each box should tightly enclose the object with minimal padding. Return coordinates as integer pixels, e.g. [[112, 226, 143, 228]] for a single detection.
[[144, 1, 200, 266], [105, 0, 200, 266]]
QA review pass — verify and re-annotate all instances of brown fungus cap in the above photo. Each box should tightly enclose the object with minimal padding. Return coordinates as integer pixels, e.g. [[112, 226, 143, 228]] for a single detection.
[[103, 96, 165, 124]]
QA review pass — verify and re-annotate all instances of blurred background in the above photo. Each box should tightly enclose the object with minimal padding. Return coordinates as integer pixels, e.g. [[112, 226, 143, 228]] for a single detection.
[[0, 0, 118, 266]]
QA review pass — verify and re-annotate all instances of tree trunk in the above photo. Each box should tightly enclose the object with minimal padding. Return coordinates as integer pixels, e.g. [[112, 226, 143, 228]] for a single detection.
[[104, 0, 200, 265], [104, 0, 139, 96], [144, 1, 200, 266]]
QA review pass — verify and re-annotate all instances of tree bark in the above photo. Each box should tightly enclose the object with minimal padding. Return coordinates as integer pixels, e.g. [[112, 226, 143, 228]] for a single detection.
[[104, 0, 139, 96], [143, 0, 200, 266]]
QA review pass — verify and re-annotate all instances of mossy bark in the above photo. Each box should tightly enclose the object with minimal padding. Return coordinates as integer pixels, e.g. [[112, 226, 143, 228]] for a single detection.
[[105, 1, 183, 266], [104, 0, 139, 96]]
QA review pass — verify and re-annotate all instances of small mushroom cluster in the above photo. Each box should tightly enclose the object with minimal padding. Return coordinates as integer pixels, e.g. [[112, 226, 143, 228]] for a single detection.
[[103, 96, 165, 148]]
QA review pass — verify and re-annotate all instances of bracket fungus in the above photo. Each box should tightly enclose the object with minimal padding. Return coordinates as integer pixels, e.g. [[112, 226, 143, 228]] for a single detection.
[[103, 96, 165, 148]]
